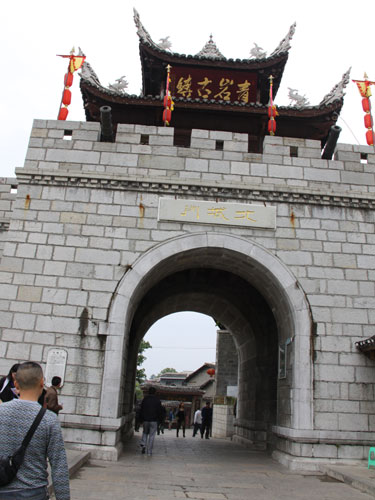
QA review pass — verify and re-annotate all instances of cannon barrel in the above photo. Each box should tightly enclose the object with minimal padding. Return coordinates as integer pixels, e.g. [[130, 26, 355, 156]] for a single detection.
[[100, 106, 114, 142], [321, 125, 342, 160]]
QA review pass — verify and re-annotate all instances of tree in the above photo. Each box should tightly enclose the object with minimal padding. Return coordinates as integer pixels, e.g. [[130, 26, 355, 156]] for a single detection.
[[134, 381, 143, 400], [136, 340, 152, 384], [158, 367, 177, 376]]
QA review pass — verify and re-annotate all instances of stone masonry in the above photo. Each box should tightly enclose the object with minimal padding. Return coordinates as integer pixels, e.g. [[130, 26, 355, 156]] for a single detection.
[[0, 118, 375, 469]]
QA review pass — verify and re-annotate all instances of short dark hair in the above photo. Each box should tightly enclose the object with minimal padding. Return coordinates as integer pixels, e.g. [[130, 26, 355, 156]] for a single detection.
[[51, 376, 62, 387], [148, 386, 156, 395], [15, 362, 43, 390]]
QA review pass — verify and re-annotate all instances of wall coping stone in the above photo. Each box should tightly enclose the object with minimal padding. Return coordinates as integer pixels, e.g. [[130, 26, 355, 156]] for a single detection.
[[15, 168, 375, 209]]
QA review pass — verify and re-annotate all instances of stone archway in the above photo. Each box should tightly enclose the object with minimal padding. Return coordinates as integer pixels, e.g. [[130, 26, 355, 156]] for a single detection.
[[100, 232, 313, 451]]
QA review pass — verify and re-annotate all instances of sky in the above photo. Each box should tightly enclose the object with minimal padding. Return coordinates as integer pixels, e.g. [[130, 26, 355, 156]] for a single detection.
[[142, 313, 217, 378], [1, 0, 374, 376]]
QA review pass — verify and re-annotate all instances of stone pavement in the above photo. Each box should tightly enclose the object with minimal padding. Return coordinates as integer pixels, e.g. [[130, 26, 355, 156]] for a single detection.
[[65, 430, 374, 500], [321, 463, 375, 497]]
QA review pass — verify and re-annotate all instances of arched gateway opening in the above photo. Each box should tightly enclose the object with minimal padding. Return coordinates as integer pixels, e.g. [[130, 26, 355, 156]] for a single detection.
[[100, 233, 313, 454]]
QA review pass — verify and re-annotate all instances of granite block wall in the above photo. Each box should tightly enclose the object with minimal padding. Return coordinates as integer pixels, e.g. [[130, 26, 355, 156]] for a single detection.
[[0, 119, 374, 464]]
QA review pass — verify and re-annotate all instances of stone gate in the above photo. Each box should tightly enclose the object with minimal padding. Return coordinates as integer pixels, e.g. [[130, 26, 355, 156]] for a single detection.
[[0, 119, 375, 470]]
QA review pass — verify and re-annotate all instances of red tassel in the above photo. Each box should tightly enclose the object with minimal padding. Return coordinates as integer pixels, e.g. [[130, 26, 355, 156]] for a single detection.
[[268, 106, 277, 118], [163, 109, 172, 125], [268, 119, 276, 134]]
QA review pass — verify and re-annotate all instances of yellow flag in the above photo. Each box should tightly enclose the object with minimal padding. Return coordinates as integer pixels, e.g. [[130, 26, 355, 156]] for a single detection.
[[354, 80, 373, 97], [69, 56, 85, 73]]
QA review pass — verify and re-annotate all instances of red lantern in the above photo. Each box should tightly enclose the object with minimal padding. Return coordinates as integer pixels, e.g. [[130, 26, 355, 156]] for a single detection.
[[364, 114, 373, 129], [62, 89, 72, 106], [58, 107, 69, 121], [268, 119, 276, 134], [163, 96, 172, 108], [64, 72, 74, 87], [268, 106, 277, 118], [206, 368, 215, 377], [362, 98, 370, 113], [163, 109, 172, 124], [366, 129, 374, 146]]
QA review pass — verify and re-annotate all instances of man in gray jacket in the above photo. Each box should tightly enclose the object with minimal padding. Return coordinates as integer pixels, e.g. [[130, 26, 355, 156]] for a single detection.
[[0, 361, 70, 499]]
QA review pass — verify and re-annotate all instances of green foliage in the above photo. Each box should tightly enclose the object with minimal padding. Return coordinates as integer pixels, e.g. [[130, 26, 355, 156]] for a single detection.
[[158, 367, 177, 375], [214, 318, 226, 330], [135, 381, 143, 400], [136, 340, 152, 384]]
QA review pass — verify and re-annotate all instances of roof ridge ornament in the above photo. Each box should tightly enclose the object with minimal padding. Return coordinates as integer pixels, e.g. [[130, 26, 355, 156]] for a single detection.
[[320, 68, 351, 106], [79, 60, 102, 88], [288, 88, 310, 108], [270, 22, 296, 56], [108, 76, 129, 94], [249, 43, 267, 59], [133, 8, 160, 50], [158, 36, 172, 51], [196, 34, 225, 60]]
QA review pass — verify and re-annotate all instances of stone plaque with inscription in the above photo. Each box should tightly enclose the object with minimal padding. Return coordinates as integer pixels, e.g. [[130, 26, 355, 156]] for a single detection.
[[158, 198, 276, 229], [45, 349, 67, 387]]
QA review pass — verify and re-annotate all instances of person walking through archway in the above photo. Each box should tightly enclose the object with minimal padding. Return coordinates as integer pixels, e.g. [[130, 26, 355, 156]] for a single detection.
[[192, 406, 202, 437], [176, 402, 186, 438], [201, 401, 213, 439], [139, 386, 162, 456]]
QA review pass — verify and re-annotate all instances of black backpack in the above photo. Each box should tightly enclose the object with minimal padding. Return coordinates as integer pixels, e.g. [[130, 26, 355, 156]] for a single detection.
[[0, 407, 46, 486]]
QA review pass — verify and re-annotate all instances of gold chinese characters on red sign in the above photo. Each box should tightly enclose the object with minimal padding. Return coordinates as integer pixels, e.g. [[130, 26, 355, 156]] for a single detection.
[[170, 67, 257, 104]]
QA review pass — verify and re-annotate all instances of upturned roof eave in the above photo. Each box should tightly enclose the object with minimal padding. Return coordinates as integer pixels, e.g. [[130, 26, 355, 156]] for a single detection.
[[139, 39, 289, 71], [80, 78, 344, 118]]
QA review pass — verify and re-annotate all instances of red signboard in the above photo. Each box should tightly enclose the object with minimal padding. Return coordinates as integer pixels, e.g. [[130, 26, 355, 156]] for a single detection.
[[170, 67, 257, 104]]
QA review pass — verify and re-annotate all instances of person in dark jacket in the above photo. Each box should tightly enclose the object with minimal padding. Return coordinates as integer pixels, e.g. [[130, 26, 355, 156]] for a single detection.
[[201, 401, 213, 439], [157, 405, 166, 435], [139, 386, 162, 456], [0, 363, 20, 402], [176, 402, 186, 437]]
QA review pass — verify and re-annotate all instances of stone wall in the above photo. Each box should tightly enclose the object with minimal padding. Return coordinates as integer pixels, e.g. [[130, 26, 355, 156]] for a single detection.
[[0, 119, 374, 465], [21, 120, 375, 194], [215, 330, 238, 397], [212, 400, 235, 439], [0, 178, 17, 262]]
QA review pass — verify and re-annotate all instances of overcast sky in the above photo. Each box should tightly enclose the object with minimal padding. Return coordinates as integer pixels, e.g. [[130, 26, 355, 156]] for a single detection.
[[1, 1, 374, 376]]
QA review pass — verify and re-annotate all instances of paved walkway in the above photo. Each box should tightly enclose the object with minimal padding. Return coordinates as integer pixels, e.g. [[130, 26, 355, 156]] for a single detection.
[[65, 430, 374, 499], [321, 463, 375, 497]]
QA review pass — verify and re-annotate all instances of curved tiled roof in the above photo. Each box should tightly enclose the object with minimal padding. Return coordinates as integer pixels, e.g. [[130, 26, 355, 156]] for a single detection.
[[133, 8, 294, 66]]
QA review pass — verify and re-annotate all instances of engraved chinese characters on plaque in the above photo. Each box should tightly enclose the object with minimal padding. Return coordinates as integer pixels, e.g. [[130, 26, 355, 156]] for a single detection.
[[158, 198, 276, 230], [171, 67, 257, 104], [45, 349, 67, 387]]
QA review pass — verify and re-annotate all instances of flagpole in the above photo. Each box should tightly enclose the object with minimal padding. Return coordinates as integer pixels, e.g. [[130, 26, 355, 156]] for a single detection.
[[57, 47, 74, 119], [365, 74, 375, 151], [353, 73, 375, 147], [56, 48, 85, 121], [163, 64, 173, 126], [165, 65, 171, 127]]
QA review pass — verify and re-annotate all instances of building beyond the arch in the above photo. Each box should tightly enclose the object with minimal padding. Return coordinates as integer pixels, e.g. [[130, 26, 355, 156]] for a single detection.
[[0, 11, 375, 471]]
